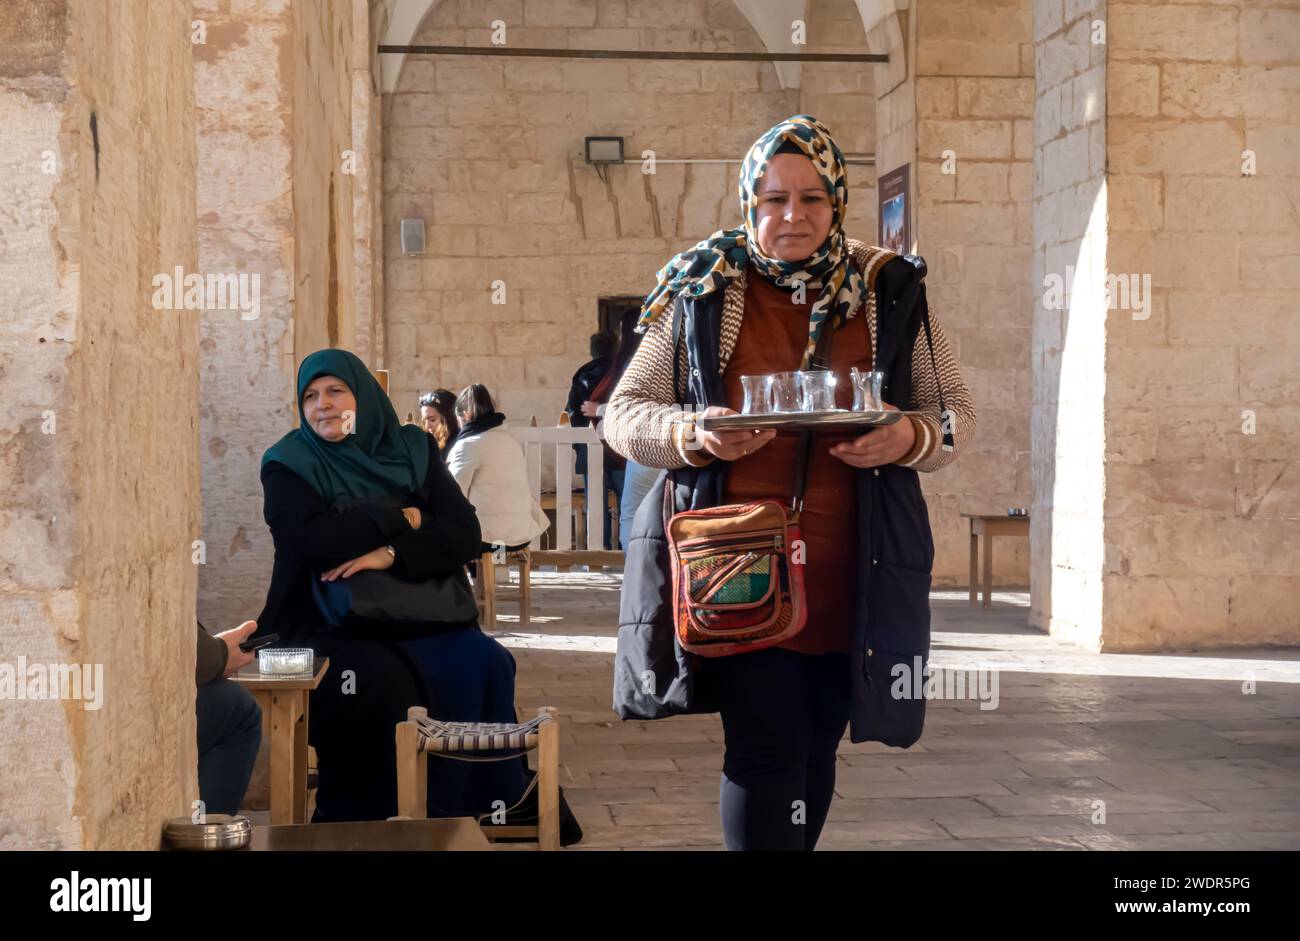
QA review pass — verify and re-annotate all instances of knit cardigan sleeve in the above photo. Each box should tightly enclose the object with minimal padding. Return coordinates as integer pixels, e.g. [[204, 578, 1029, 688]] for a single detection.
[[602, 298, 702, 471], [602, 292, 976, 474], [894, 302, 976, 473]]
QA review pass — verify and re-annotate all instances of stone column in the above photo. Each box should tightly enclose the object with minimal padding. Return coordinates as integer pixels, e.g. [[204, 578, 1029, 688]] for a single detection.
[[194, 0, 382, 629], [1030, 0, 1107, 647], [1033, 0, 1300, 649], [0, 0, 200, 848], [192, 0, 298, 630], [1100, 0, 1300, 648], [901, 0, 1037, 588]]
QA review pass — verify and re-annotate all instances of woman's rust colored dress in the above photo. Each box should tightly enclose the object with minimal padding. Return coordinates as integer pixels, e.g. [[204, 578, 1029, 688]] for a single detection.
[[720, 271, 876, 656]]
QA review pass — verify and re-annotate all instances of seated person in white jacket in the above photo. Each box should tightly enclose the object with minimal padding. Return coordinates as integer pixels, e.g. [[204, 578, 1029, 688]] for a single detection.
[[446, 384, 550, 567]]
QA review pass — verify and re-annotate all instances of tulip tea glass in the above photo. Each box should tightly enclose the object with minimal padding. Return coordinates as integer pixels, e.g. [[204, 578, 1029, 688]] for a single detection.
[[797, 370, 838, 412], [740, 375, 773, 415], [768, 371, 801, 412], [850, 368, 885, 412]]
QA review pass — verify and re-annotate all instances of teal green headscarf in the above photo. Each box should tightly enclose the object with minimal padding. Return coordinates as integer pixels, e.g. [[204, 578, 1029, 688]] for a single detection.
[[261, 348, 430, 504]]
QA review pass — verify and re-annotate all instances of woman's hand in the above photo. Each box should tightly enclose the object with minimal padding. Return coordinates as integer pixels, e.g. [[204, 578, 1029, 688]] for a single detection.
[[580, 400, 600, 418], [693, 406, 777, 461], [829, 403, 915, 468], [321, 547, 395, 581], [402, 506, 422, 530]]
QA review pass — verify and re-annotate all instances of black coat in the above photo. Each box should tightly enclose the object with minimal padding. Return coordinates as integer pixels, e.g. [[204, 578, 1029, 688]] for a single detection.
[[255, 438, 483, 819], [565, 356, 613, 475], [614, 255, 937, 748]]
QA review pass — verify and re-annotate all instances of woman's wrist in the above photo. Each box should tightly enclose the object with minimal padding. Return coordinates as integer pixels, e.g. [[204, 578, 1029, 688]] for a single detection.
[[674, 415, 715, 467], [896, 414, 934, 466]]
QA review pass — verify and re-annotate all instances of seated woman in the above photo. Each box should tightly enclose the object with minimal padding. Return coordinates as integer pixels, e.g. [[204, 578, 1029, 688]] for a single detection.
[[418, 388, 459, 461], [446, 384, 549, 570], [255, 349, 526, 822]]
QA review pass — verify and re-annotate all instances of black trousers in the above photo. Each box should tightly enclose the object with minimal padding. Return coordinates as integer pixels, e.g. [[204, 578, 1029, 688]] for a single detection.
[[713, 647, 851, 851]]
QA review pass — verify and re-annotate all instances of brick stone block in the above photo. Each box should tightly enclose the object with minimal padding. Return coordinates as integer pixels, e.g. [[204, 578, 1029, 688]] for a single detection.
[[524, 0, 597, 27], [434, 60, 504, 92], [957, 77, 1035, 118], [1108, 119, 1243, 176], [1108, 4, 1238, 62], [918, 119, 1014, 160], [1241, 8, 1300, 65], [1160, 63, 1242, 120], [1109, 62, 1159, 117], [504, 60, 564, 92], [495, 322, 569, 355], [956, 161, 1011, 202], [1166, 177, 1299, 235], [920, 40, 1023, 78]]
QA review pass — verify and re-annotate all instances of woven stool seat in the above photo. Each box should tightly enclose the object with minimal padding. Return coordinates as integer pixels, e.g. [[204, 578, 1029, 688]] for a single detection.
[[397, 705, 562, 850], [413, 713, 550, 753]]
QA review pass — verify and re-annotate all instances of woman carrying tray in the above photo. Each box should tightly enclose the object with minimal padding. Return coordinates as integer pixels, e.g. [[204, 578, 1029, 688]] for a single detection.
[[602, 115, 976, 851]]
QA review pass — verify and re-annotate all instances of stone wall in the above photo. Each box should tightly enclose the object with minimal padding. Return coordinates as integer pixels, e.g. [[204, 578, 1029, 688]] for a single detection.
[[1030, 0, 1108, 646], [913, 0, 1035, 588], [382, 0, 876, 426], [196, 0, 382, 630], [1098, 0, 1300, 648], [0, 0, 200, 849], [193, 0, 298, 630], [292, 0, 359, 358]]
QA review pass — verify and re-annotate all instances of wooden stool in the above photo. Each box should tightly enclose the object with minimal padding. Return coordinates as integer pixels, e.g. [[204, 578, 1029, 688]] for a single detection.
[[395, 706, 560, 851], [474, 547, 532, 626], [961, 512, 1030, 606]]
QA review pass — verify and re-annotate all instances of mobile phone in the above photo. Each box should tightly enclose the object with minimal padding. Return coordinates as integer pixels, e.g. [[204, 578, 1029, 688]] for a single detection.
[[239, 633, 279, 653]]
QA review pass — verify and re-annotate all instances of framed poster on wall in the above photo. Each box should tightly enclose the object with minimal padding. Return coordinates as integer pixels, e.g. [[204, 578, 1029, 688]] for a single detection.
[[877, 163, 911, 255]]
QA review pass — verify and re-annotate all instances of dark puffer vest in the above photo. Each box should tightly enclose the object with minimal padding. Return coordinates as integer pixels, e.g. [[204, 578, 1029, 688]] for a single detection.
[[613, 255, 938, 747]]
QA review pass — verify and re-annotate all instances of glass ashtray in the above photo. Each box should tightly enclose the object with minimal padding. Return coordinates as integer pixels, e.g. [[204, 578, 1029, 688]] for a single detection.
[[258, 647, 313, 677]]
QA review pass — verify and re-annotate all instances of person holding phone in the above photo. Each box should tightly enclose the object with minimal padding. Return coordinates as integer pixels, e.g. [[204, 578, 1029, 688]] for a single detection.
[[195, 619, 263, 816]]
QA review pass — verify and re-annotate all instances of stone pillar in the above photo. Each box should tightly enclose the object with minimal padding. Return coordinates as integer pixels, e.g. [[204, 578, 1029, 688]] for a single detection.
[[911, 0, 1036, 588], [193, 0, 298, 630], [802, 0, 879, 232], [1033, 0, 1300, 649], [194, 0, 382, 629], [0, 0, 199, 848], [1100, 0, 1300, 648], [1030, 0, 1107, 647]]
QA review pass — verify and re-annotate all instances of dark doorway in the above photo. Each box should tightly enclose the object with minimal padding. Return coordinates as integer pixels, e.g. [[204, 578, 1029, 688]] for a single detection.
[[598, 296, 643, 337]]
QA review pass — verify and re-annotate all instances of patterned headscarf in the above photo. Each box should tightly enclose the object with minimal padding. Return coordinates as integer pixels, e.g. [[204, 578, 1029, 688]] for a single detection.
[[637, 114, 869, 369]]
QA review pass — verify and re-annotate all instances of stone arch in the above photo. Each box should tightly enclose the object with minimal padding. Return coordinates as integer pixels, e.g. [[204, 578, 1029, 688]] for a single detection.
[[382, 0, 896, 93]]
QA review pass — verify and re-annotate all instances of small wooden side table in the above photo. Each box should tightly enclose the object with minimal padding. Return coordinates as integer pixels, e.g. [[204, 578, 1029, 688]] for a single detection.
[[232, 656, 329, 825], [960, 513, 1030, 607]]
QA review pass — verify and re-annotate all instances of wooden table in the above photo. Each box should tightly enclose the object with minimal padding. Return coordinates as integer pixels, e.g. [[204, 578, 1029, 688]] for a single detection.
[[250, 817, 490, 851], [961, 512, 1030, 607], [231, 656, 329, 825]]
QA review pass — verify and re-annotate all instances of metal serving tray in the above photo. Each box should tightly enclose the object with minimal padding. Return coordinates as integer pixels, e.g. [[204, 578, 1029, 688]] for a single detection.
[[695, 410, 913, 433]]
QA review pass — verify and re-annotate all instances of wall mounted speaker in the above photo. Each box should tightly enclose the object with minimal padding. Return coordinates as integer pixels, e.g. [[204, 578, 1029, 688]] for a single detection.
[[400, 217, 425, 255]]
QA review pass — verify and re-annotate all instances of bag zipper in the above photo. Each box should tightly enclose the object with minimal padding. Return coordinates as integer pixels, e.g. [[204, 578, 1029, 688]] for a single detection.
[[676, 529, 785, 554], [697, 550, 763, 604]]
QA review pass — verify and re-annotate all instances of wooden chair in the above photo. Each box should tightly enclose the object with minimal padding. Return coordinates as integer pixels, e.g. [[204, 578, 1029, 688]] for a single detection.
[[474, 546, 532, 626], [508, 424, 623, 570], [395, 706, 560, 851]]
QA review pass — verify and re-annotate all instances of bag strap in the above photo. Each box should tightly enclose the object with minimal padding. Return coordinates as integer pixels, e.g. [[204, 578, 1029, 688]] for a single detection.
[[671, 295, 684, 403], [919, 299, 955, 452], [791, 319, 837, 515], [667, 292, 836, 517]]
